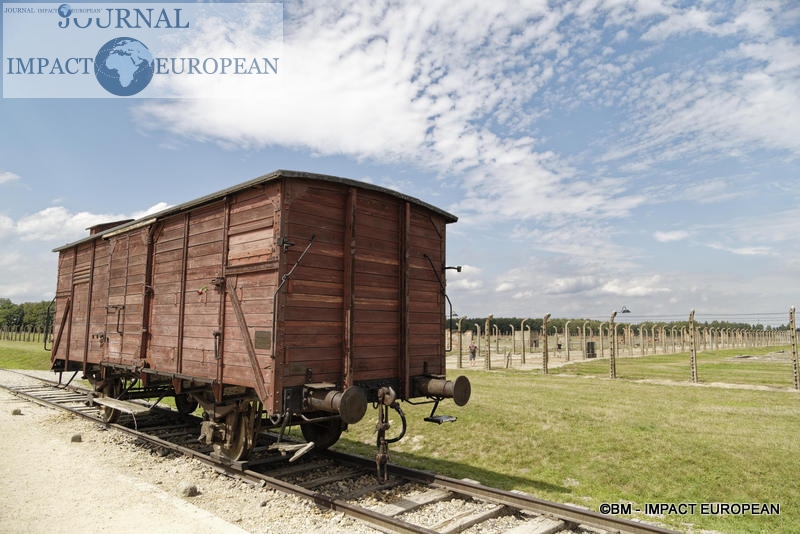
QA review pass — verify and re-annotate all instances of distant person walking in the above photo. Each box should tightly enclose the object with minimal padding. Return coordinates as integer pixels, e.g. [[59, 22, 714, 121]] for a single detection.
[[468, 340, 477, 366]]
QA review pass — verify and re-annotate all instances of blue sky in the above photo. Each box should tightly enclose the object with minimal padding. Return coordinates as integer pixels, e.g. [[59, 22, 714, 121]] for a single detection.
[[1, 0, 799, 326]]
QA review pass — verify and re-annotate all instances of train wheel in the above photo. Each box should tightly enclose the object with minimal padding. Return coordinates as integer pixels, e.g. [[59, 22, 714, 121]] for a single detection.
[[301, 418, 344, 450], [100, 378, 122, 424], [215, 401, 258, 462], [174, 393, 198, 415]]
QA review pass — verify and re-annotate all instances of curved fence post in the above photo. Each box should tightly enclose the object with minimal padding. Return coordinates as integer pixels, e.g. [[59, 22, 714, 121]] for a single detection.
[[485, 315, 493, 370], [520, 319, 528, 364], [541, 313, 550, 374], [609, 312, 617, 379], [690, 310, 698, 383], [791, 307, 798, 391], [457, 316, 466, 369]]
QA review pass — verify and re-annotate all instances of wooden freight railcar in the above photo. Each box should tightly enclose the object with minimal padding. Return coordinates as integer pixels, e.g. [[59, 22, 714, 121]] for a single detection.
[[51, 170, 469, 462]]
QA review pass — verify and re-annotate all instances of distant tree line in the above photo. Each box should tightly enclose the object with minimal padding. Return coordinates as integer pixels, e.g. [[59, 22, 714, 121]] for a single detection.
[[0, 298, 53, 331], [447, 316, 790, 334]]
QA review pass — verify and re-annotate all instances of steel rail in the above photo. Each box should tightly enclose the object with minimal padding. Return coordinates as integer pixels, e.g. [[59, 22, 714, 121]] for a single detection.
[[2, 372, 679, 534], [325, 450, 680, 534], [0, 374, 435, 533]]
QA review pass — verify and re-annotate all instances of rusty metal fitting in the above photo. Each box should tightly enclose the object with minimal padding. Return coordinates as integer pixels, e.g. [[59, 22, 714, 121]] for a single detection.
[[377, 386, 397, 407], [306, 386, 367, 425], [415, 375, 471, 406]]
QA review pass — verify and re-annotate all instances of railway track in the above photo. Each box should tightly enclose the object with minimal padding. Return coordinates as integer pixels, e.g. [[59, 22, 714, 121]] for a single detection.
[[0, 369, 679, 534]]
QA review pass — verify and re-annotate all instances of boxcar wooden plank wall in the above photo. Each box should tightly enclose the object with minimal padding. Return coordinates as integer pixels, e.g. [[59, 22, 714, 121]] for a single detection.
[[221, 184, 280, 405], [105, 229, 148, 367], [352, 189, 402, 383], [280, 180, 346, 392], [178, 204, 225, 379], [51, 249, 75, 364], [51, 172, 455, 410], [148, 214, 190, 373], [66, 242, 92, 367], [53, 239, 110, 370], [407, 206, 446, 379], [87, 240, 110, 366]]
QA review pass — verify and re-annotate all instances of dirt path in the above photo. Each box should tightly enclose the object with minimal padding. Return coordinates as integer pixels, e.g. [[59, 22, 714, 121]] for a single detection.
[[0, 385, 375, 534]]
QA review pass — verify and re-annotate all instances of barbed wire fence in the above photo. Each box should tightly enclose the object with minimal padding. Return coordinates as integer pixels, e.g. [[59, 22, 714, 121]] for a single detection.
[[0, 325, 49, 343], [448, 307, 800, 391]]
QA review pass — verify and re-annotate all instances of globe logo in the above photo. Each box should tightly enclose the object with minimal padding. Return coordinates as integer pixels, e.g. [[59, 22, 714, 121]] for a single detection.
[[94, 37, 154, 97], [58, 4, 72, 17]]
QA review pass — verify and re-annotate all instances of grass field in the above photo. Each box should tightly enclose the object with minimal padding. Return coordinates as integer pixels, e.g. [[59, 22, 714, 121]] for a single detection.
[[334, 346, 800, 533], [3, 341, 797, 532], [0, 339, 52, 370]]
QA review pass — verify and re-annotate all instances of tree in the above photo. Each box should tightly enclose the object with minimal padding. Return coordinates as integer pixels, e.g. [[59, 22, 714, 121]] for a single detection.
[[21, 301, 52, 330], [0, 298, 24, 329]]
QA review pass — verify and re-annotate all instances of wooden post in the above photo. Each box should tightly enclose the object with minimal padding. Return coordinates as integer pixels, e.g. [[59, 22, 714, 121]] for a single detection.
[[690, 310, 698, 383], [565, 320, 571, 361]]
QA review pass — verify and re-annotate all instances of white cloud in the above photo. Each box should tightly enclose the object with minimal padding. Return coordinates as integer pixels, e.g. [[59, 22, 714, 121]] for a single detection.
[[9, 203, 170, 243], [707, 243, 773, 256], [0, 202, 172, 302], [16, 207, 124, 242], [0, 215, 14, 239], [546, 276, 599, 295], [448, 264, 484, 292], [653, 230, 689, 242], [133, 202, 171, 219], [133, 1, 799, 246], [496, 282, 515, 292], [599, 276, 671, 297], [0, 171, 20, 184]]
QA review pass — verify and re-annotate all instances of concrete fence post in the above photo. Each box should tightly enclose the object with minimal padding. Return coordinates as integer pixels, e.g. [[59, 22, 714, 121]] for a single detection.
[[474, 323, 481, 362], [791, 307, 798, 390], [485, 315, 493, 370], [599, 322, 605, 359], [581, 321, 588, 360], [520, 319, 529, 364], [542, 313, 551, 374], [457, 316, 466, 369], [609, 312, 618, 379], [690, 310, 698, 383]]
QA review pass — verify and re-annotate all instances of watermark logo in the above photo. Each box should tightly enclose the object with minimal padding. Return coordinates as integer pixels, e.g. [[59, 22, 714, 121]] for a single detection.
[[3, 3, 283, 98], [94, 37, 154, 96]]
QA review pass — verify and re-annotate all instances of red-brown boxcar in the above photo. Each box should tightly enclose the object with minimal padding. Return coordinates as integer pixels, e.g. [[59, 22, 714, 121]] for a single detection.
[[50, 170, 469, 461]]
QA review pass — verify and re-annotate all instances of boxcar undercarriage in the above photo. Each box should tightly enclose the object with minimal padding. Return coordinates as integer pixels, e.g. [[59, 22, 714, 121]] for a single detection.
[[53, 358, 469, 466]]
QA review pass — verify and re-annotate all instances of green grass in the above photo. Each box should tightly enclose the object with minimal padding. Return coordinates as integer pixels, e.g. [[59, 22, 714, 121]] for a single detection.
[[4, 340, 797, 531], [335, 357, 800, 533], [0, 339, 53, 370]]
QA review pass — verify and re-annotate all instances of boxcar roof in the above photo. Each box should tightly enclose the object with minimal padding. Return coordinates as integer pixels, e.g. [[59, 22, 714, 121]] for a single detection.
[[53, 169, 458, 252]]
